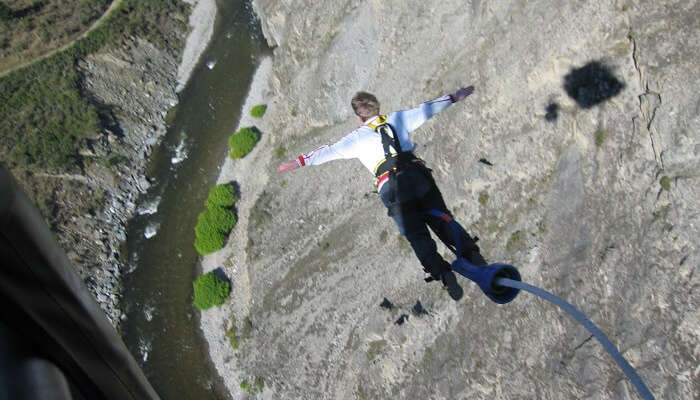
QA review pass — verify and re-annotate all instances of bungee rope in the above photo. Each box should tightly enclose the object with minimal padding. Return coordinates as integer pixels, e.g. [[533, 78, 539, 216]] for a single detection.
[[425, 209, 655, 400], [495, 278, 655, 400]]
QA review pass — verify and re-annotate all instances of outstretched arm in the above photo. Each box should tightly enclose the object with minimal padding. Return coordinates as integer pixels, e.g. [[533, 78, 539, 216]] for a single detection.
[[401, 85, 475, 133], [277, 160, 300, 173], [276, 135, 356, 173]]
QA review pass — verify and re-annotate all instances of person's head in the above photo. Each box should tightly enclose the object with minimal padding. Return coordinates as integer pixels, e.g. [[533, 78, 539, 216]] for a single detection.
[[351, 91, 380, 122]]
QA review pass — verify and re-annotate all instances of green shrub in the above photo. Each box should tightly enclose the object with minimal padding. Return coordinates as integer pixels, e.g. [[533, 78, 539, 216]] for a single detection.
[[240, 380, 251, 394], [595, 128, 605, 146], [250, 104, 266, 117], [193, 207, 236, 255], [228, 127, 259, 159], [205, 183, 236, 209], [194, 223, 226, 255], [207, 206, 237, 232], [660, 176, 671, 191], [192, 272, 230, 310], [275, 146, 286, 159]]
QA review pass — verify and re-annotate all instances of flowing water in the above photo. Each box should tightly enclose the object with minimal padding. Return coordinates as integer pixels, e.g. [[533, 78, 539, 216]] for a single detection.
[[121, 2, 267, 398]]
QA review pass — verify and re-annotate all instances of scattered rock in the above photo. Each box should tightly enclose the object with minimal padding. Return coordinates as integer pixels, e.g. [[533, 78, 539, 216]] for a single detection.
[[379, 297, 394, 310]]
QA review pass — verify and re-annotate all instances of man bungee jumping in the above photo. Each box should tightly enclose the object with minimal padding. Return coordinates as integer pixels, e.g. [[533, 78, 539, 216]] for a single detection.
[[277, 86, 487, 301]]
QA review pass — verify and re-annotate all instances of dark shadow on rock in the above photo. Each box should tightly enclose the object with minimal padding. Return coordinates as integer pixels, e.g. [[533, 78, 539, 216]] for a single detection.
[[224, 180, 241, 201], [564, 61, 624, 109], [395, 314, 409, 326], [478, 158, 493, 166], [545, 102, 559, 121], [379, 297, 394, 310], [411, 300, 429, 317], [212, 267, 231, 286], [220, 180, 240, 222], [251, 125, 263, 143]]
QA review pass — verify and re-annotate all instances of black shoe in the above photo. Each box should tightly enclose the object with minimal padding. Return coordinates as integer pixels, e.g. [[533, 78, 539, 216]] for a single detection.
[[440, 270, 463, 301]]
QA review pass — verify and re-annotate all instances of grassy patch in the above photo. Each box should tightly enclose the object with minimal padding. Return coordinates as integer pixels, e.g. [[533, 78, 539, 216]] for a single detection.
[[594, 128, 605, 146], [275, 146, 286, 159], [226, 325, 239, 350], [506, 230, 523, 253], [192, 272, 230, 310], [660, 176, 671, 191], [250, 104, 266, 118], [239, 376, 264, 394], [478, 191, 489, 206], [0, 0, 111, 71], [229, 127, 259, 159], [367, 340, 387, 361]]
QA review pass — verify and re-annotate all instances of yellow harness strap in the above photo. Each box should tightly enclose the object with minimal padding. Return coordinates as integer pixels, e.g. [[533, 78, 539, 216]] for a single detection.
[[366, 115, 388, 131]]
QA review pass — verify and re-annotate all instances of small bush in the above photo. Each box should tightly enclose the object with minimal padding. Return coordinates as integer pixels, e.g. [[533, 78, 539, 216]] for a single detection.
[[205, 183, 236, 209], [194, 225, 225, 255], [250, 104, 267, 118], [207, 206, 237, 232], [229, 127, 259, 159], [240, 380, 251, 394], [193, 207, 236, 255], [192, 272, 230, 310], [660, 176, 671, 191]]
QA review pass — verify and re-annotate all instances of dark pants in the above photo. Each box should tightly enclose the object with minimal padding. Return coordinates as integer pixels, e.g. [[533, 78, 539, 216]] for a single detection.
[[379, 165, 487, 278]]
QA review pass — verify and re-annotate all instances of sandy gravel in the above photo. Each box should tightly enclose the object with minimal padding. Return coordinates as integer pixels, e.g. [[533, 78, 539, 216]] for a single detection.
[[176, 0, 217, 91]]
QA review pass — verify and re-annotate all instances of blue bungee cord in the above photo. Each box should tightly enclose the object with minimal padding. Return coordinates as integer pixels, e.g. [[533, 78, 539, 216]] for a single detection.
[[496, 278, 655, 400], [425, 209, 655, 400]]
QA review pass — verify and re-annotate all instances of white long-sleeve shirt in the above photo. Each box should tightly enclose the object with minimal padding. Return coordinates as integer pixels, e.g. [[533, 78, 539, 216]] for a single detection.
[[297, 93, 456, 190]]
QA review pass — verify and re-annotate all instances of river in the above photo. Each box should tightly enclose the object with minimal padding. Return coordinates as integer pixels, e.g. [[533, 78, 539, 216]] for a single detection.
[[120, 1, 267, 398]]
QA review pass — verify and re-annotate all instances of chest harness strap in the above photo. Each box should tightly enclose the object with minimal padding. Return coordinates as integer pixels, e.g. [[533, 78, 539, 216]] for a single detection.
[[368, 115, 422, 187]]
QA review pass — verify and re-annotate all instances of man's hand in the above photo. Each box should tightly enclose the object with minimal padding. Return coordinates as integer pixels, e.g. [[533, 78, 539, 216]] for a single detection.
[[277, 160, 300, 173], [453, 85, 475, 102]]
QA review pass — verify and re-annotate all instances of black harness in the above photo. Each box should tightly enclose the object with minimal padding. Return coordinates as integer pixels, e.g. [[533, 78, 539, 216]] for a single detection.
[[373, 121, 420, 180]]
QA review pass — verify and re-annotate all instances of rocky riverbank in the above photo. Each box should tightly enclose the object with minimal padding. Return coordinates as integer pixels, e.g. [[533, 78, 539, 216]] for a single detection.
[[40, 0, 218, 327], [198, 0, 698, 398]]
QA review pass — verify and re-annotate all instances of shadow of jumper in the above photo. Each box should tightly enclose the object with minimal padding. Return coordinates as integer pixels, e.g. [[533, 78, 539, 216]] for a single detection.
[[563, 61, 625, 109]]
